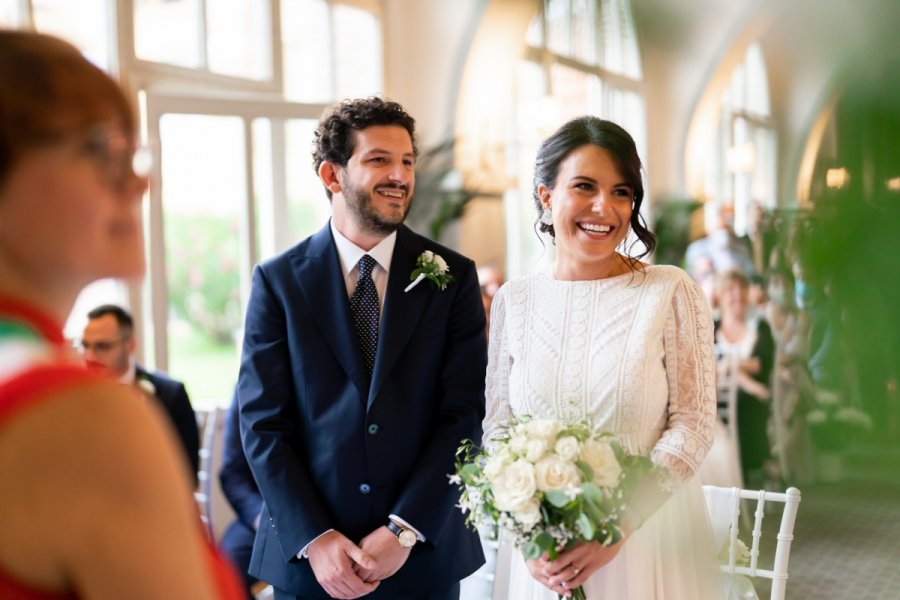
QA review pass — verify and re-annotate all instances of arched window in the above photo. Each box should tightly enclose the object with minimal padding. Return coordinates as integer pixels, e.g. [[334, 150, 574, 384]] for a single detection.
[[710, 43, 776, 236], [507, 0, 645, 277], [3, 0, 383, 407]]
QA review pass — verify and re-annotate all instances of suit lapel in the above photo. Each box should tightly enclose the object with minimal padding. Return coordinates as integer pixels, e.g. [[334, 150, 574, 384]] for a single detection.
[[293, 223, 369, 397], [368, 226, 429, 407]]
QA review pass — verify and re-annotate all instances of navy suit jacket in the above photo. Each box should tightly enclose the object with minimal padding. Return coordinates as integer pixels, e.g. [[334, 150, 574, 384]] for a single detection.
[[221, 389, 263, 529], [137, 366, 200, 478], [238, 223, 487, 598]]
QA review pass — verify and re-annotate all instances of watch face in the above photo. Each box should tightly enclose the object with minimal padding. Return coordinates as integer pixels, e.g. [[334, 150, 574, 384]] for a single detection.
[[398, 529, 417, 548]]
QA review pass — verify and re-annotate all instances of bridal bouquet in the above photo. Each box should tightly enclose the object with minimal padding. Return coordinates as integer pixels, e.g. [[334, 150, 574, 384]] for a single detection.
[[453, 417, 660, 600]]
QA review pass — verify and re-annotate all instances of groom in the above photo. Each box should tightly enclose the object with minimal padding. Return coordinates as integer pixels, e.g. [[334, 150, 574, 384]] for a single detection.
[[238, 97, 487, 600]]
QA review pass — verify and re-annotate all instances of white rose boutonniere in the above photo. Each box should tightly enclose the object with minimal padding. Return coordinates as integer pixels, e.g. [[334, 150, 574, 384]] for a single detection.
[[404, 250, 454, 292], [137, 375, 157, 398]]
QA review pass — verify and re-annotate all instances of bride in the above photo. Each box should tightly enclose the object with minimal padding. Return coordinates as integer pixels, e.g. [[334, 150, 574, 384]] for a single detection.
[[484, 117, 721, 598]]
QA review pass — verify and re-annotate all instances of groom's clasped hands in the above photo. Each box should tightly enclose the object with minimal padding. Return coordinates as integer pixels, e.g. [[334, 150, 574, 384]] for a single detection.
[[307, 527, 412, 599]]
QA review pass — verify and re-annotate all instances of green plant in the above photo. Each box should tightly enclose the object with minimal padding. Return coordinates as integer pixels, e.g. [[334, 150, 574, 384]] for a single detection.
[[165, 213, 243, 345], [406, 140, 478, 242]]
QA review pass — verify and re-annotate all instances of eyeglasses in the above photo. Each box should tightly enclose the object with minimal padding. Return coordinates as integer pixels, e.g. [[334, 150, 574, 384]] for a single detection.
[[81, 125, 153, 190], [51, 124, 152, 191], [76, 337, 127, 354]]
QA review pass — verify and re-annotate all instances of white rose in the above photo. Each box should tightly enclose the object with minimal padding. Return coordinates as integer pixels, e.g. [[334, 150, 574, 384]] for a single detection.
[[490, 459, 537, 512], [534, 454, 582, 492], [525, 419, 561, 440], [554, 436, 580, 461], [421, 250, 434, 263], [579, 439, 622, 487], [483, 447, 514, 478], [509, 433, 528, 456], [511, 498, 542, 531], [434, 254, 449, 273], [524, 438, 549, 462]]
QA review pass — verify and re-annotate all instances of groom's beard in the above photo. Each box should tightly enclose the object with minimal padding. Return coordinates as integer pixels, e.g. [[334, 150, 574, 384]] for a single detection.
[[343, 179, 412, 236]]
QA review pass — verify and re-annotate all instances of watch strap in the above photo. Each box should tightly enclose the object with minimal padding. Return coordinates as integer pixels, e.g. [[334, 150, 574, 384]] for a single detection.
[[386, 520, 404, 537]]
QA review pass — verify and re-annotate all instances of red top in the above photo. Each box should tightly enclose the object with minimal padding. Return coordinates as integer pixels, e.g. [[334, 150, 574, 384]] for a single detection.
[[0, 297, 244, 600]]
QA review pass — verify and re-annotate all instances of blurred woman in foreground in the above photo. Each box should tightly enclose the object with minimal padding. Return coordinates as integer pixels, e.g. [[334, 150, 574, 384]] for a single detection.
[[0, 30, 241, 599]]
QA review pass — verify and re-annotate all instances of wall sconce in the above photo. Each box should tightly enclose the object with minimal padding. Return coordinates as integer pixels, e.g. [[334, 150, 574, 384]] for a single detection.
[[826, 167, 849, 189]]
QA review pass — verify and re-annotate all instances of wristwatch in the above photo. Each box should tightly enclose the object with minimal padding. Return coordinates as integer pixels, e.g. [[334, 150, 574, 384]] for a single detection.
[[386, 520, 417, 548]]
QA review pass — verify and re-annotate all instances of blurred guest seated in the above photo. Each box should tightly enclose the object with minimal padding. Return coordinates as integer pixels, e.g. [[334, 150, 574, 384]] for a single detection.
[[82, 304, 200, 479], [714, 270, 776, 487], [219, 389, 263, 599]]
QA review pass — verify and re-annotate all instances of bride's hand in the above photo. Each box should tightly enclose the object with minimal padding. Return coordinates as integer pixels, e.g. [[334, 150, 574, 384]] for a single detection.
[[525, 555, 571, 597], [541, 540, 625, 592]]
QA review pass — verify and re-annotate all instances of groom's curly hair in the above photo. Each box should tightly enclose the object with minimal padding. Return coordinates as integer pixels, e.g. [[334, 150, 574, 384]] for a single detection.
[[312, 96, 418, 199]]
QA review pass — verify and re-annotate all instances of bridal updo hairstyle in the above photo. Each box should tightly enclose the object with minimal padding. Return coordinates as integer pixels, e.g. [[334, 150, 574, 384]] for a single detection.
[[532, 116, 657, 260]]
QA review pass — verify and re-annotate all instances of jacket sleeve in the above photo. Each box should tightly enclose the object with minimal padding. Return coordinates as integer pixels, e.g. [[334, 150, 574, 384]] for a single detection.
[[238, 264, 335, 561], [219, 389, 263, 529]]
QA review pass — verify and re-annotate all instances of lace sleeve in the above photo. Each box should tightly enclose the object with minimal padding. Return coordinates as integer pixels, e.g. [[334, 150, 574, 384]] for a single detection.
[[651, 272, 717, 482], [482, 285, 512, 450]]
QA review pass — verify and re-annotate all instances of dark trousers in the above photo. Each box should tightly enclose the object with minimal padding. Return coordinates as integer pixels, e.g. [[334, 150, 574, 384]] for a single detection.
[[273, 581, 460, 600]]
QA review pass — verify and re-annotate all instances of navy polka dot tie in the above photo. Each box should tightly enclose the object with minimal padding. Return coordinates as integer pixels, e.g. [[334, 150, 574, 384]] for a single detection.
[[350, 254, 379, 376]]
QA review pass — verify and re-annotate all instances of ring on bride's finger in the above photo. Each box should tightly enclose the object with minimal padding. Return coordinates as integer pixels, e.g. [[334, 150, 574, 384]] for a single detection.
[[561, 581, 567, 589], [574, 567, 581, 576]]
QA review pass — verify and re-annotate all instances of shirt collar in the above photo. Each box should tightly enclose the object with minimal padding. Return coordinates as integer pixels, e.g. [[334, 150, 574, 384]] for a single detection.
[[118, 358, 137, 385], [330, 219, 397, 276]]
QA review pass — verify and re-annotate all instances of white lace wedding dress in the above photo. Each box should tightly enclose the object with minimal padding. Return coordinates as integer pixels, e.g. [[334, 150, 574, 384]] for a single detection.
[[484, 265, 722, 599]]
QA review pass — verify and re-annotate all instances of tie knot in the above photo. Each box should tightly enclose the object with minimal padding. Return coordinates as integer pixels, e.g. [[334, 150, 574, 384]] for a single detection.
[[358, 255, 376, 278]]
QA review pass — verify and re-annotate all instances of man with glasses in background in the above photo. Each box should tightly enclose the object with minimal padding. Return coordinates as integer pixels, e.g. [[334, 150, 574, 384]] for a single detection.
[[81, 304, 200, 481]]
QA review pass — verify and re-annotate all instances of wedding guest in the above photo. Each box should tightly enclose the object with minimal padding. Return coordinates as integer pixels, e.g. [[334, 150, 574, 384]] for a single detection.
[[218, 388, 263, 599], [714, 269, 776, 487], [484, 116, 719, 598], [765, 269, 815, 484], [685, 202, 755, 284], [238, 97, 487, 599], [0, 30, 242, 598], [82, 303, 200, 479]]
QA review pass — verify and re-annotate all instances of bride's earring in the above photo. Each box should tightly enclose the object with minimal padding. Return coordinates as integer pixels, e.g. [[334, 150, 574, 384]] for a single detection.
[[540, 209, 553, 226]]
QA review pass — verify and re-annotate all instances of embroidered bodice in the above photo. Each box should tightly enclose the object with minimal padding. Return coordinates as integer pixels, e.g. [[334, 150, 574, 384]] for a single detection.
[[483, 265, 716, 482]]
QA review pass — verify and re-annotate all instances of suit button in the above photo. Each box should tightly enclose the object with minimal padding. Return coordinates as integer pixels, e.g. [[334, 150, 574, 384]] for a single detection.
[[359, 483, 371, 494], [368, 423, 380, 435]]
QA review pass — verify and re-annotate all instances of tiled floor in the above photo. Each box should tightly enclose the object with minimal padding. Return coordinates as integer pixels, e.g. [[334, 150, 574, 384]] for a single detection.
[[779, 442, 900, 600]]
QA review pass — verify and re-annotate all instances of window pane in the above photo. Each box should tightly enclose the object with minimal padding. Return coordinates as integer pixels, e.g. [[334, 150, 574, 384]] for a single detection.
[[545, 0, 570, 57], [159, 114, 245, 408], [33, 0, 111, 70], [525, 13, 543, 47], [0, 0, 23, 27], [64, 280, 129, 342], [571, 0, 597, 65], [285, 119, 330, 241], [135, 0, 202, 69], [333, 4, 382, 99], [282, 0, 332, 102], [745, 44, 770, 116], [207, 0, 271, 79], [551, 63, 592, 119], [600, 0, 642, 78], [252, 118, 276, 261]]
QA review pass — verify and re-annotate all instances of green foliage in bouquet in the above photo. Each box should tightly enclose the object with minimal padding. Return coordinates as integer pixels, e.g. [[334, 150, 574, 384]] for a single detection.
[[454, 416, 662, 563]]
